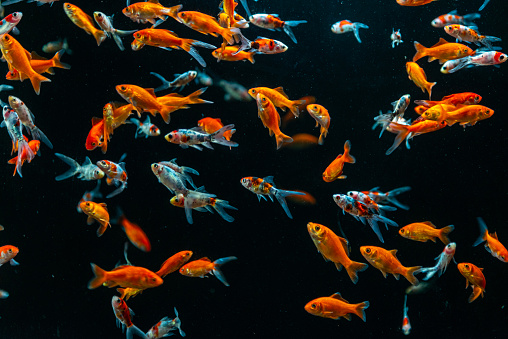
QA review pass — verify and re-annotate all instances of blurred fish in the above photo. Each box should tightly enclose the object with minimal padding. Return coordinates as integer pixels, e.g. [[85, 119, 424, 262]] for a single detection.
[[397, 0, 436, 6], [42, 38, 72, 55], [114, 210, 151, 252], [93, 12, 137, 51], [286, 190, 316, 205], [218, 79, 251, 102], [419, 242, 457, 281], [147, 308, 185, 338], [402, 295, 411, 335], [0, 289, 8, 299], [280, 133, 318, 150], [406, 62, 436, 99], [122, 1, 181, 25], [150, 71, 197, 92]]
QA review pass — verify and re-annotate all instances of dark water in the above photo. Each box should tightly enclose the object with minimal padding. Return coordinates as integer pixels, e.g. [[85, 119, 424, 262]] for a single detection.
[[0, 0, 507, 338]]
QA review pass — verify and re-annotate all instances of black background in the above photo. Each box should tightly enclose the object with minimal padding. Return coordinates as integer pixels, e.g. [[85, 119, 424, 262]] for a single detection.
[[0, 0, 506, 338]]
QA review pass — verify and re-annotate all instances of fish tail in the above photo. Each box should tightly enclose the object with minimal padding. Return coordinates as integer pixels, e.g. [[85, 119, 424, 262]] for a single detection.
[[210, 124, 239, 147], [110, 32, 126, 51], [385, 186, 411, 210], [126, 324, 147, 339], [468, 285, 484, 303], [353, 301, 370, 322], [173, 307, 186, 337], [162, 4, 182, 20], [345, 261, 369, 284], [212, 199, 238, 222], [342, 140, 356, 163], [30, 126, 53, 149], [88, 263, 108, 289], [426, 81, 437, 100], [463, 13, 481, 23], [412, 41, 427, 62], [247, 51, 256, 64], [438, 225, 455, 245], [221, 27, 241, 45], [352, 22, 369, 43], [273, 189, 305, 219], [93, 29, 107, 46], [54, 153, 80, 181], [282, 24, 297, 44], [473, 217, 489, 247], [14, 139, 35, 177], [29, 72, 51, 95], [96, 221, 111, 237], [239, 0, 252, 18], [385, 123, 410, 155], [190, 40, 217, 50], [480, 35, 502, 49], [404, 266, 422, 286], [275, 131, 293, 150], [186, 87, 214, 105], [50, 49, 71, 70], [212, 256, 238, 286], [366, 218, 384, 243], [288, 99, 307, 117], [158, 105, 181, 124], [186, 45, 207, 67]]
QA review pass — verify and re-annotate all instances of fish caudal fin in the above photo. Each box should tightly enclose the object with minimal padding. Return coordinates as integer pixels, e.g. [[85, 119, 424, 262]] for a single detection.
[[88, 263, 108, 289], [412, 41, 427, 62], [96, 221, 111, 237], [426, 81, 437, 100], [93, 29, 107, 46], [51, 49, 71, 70], [438, 225, 455, 245], [212, 256, 238, 286], [126, 324, 147, 339], [186, 87, 214, 105], [13, 139, 35, 177], [54, 153, 80, 181], [352, 22, 369, 43], [386, 186, 411, 210], [31, 126, 53, 149], [404, 266, 422, 286], [385, 123, 411, 155], [289, 99, 306, 117], [29, 72, 51, 95], [210, 124, 239, 148], [162, 4, 182, 21], [212, 199, 238, 222], [473, 217, 489, 247], [275, 132, 293, 150], [343, 140, 356, 163], [468, 285, 484, 303], [353, 301, 370, 322], [283, 20, 307, 44], [345, 261, 369, 284], [273, 189, 305, 219]]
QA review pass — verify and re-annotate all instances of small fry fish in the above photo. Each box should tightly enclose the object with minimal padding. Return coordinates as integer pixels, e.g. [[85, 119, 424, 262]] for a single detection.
[[305, 292, 369, 322], [457, 262, 485, 303], [399, 222, 454, 244], [179, 256, 237, 286], [322, 140, 355, 182], [79, 201, 111, 237]]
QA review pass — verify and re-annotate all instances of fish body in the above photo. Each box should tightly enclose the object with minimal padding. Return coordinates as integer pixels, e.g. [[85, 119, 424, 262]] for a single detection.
[[111, 296, 147, 339], [256, 93, 293, 149], [42, 38, 72, 54], [0, 245, 19, 266], [180, 256, 237, 286], [6, 50, 71, 80], [413, 38, 474, 63], [249, 14, 306, 43], [147, 308, 185, 338], [63, 3, 106, 46], [151, 162, 190, 195], [158, 158, 199, 190], [7, 139, 40, 176], [130, 116, 160, 138], [331, 20, 369, 43], [165, 124, 238, 150], [385, 120, 447, 155], [79, 201, 111, 237], [2, 106, 34, 177], [116, 213, 151, 252], [88, 263, 163, 289], [306, 104, 330, 145], [307, 222, 368, 284], [156, 251, 193, 278], [391, 28, 403, 48], [122, 1, 181, 25], [305, 293, 369, 321], [419, 242, 456, 280], [93, 12, 137, 51], [212, 46, 255, 63], [323, 140, 355, 181], [236, 36, 288, 55], [177, 10, 240, 45], [423, 104, 494, 126], [360, 246, 421, 285], [55, 153, 104, 181], [431, 10, 480, 28], [457, 262, 486, 302], [0, 12, 22, 35], [406, 62, 436, 99], [249, 86, 303, 117], [151, 70, 197, 92], [399, 222, 454, 244], [473, 217, 508, 262]]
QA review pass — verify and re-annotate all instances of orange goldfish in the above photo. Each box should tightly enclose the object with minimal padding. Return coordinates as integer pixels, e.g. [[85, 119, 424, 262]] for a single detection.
[[406, 62, 436, 100], [179, 256, 237, 286], [63, 3, 107, 46], [280, 133, 318, 150], [212, 46, 256, 63], [397, 0, 436, 6], [0, 245, 19, 266], [306, 104, 330, 145], [156, 250, 193, 278], [88, 263, 163, 289], [414, 92, 482, 107], [0, 34, 51, 95], [101, 103, 114, 154], [307, 222, 368, 284], [116, 213, 151, 252], [249, 87, 305, 117], [5, 50, 70, 80], [79, 201, 111, 237], [457, 263, 485, 303], [413, 38, 473, 63], [255, 93, 293, 149], [197, 117, 234, 141], [399, 222, 455, 244], [360, 246, 421, 285], [305, 293, 369, 322], [473, 218, 508, 262], [122, 1, 181, 25], [7, 139, 40, 177], [322, 140, 356, 182], [85, 117, 104, 151], [177, 11, 240, 45]]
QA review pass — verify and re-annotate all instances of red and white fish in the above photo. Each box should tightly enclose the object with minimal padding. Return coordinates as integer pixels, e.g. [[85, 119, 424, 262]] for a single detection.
[[2, 106, 34, 177], [111, 296, 147, 339], [402, 295, 411, 335], [0, 12, 22, 35], [129, 116, 160, 138], [331, 20, 369, 43], [391, 28, 403, 48], [249, 14, 307, 44], [419, 242, 457, 280], [146, 307, 185, 338], [431, 10, 480, 28], [96, 158, 128, 198], [164, 124, 238, 150], [0, 245, 19, 266]]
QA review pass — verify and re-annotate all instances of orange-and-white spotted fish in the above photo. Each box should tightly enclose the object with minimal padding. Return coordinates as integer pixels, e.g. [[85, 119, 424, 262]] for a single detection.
[[249, 14, 307, 44], [111, 296, 147, 339], [146, 307, 185, 338], [331, 20, 369, 43], [444, 24, 501, 48], [431, 10, 480, 28]]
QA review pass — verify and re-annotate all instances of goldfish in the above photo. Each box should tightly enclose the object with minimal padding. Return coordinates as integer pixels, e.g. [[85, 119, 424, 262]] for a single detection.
[[255, 93, 293, 149], [7, 139, 40, 176], [6, 50, 71, 80], [123, 0, 181, 25], [384, 119, 447, 155], [396, 0, 436, 6], [307, 222, 368, 284], [240, 176, 305, 219], [406, 62, 436, 100], [423, 104, 494, 127], [431, 10, 480, 28], [399, 222, 454, 244], [0, 34, 51, 95], [84, 117, 105, 151], [249, 14, 307, 44], [212, 46, 256, 64], [114, 211, 151, 252], [156, 250, 193, 278], [150, 70, 197, 92], [8, 96, 53, 149], [306, 104, 330, 145], [132, 29, 216, 67], [96, 159, 128, 198], [331, 20, 369, 43], [391, 28, 403, 48], [179, 256, 237, 286], [473, 217, 508, 262], [419, 242, 457, 281], [0, 12, 22, 36], [305, 293, 369, 322], [280, 133, 318, 150], [457, 263, 486, 303], [177, 11, 241, 45], [93, 12, 137, 52], [414, 92, 482, 107], [198, 117, 234, 142], [402, 295, 411, 335], [165, 124, 238, 151], [63, 3, 106, 46], [111, 296, 148, 339], [77, 180, 102, 213], [2, 107, 35, 177], [413, 38, 474, 63], [54, 153, 104, 181], [444, 24, 501, 49], [79, 201, 111, 237], [88, 263, 163, 289], [248, 87, 304, 117], [130, 116, 160, 138], [322, 140, 355, 182], [360, 246, 421, 285], [0, 245, 19, 266], [146, 308, 185, 338], [42, 37, 72, 54]]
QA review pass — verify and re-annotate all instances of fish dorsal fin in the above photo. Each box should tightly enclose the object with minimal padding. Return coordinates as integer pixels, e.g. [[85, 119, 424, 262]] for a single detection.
[[389, 249, 398, 257], [491, 232, 498, 239], [479, 267, 483, 271], [146, 88, 157, 98], [162, 93, 184, 98], [214, 118, 223, 124], [329, 293, 348, 303], [263, 176, 275, 185], [448, 9, 458, 15], [30, 51, 48, 60], [270, 14, 279, 17], [147, 0, 160, 3], [422, 221, 436, 228], [196, 186, 208, 193], [112, 265, 132, 271], [431, 38, 450, 48], [99, 203, 108, 211], [339, 237, 349, 256], [83, 157, 93, 166], [198, 257, 212, 262], [273, 87, 288, 99], [91, 117, 103, 126]]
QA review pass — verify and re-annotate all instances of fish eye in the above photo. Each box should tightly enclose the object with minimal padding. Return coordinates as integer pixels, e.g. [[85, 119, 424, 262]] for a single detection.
[[95, 170, 101, 175], [464, 264, 469, 269], [97, 13, 102, 18], [134, 33, 140, 39], [500, 55, 507, 61], [180, 13, 186, 17], [311, 304, 316, 309], [66, 4, 71, 8], [8, 249, 12, 253], [314, 225, 320, 231], [365, 248, 371, 254], [86, 202, 90, 206], [4, 35, 9, 41], [250, 89, 256, 94], [475, 96, 479, 101], [120, 86, 126, 91], [152, 278, 157, 282], [12, 13, 18, 17], [91, 142, 96, 147]]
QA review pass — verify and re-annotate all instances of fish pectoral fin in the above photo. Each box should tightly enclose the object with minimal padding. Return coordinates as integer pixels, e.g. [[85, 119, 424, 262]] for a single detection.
[[334, 262, 343, 271], [393, 273, 400, 280], [343, 314, 352, 321], [86, 216, 95, 225]]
